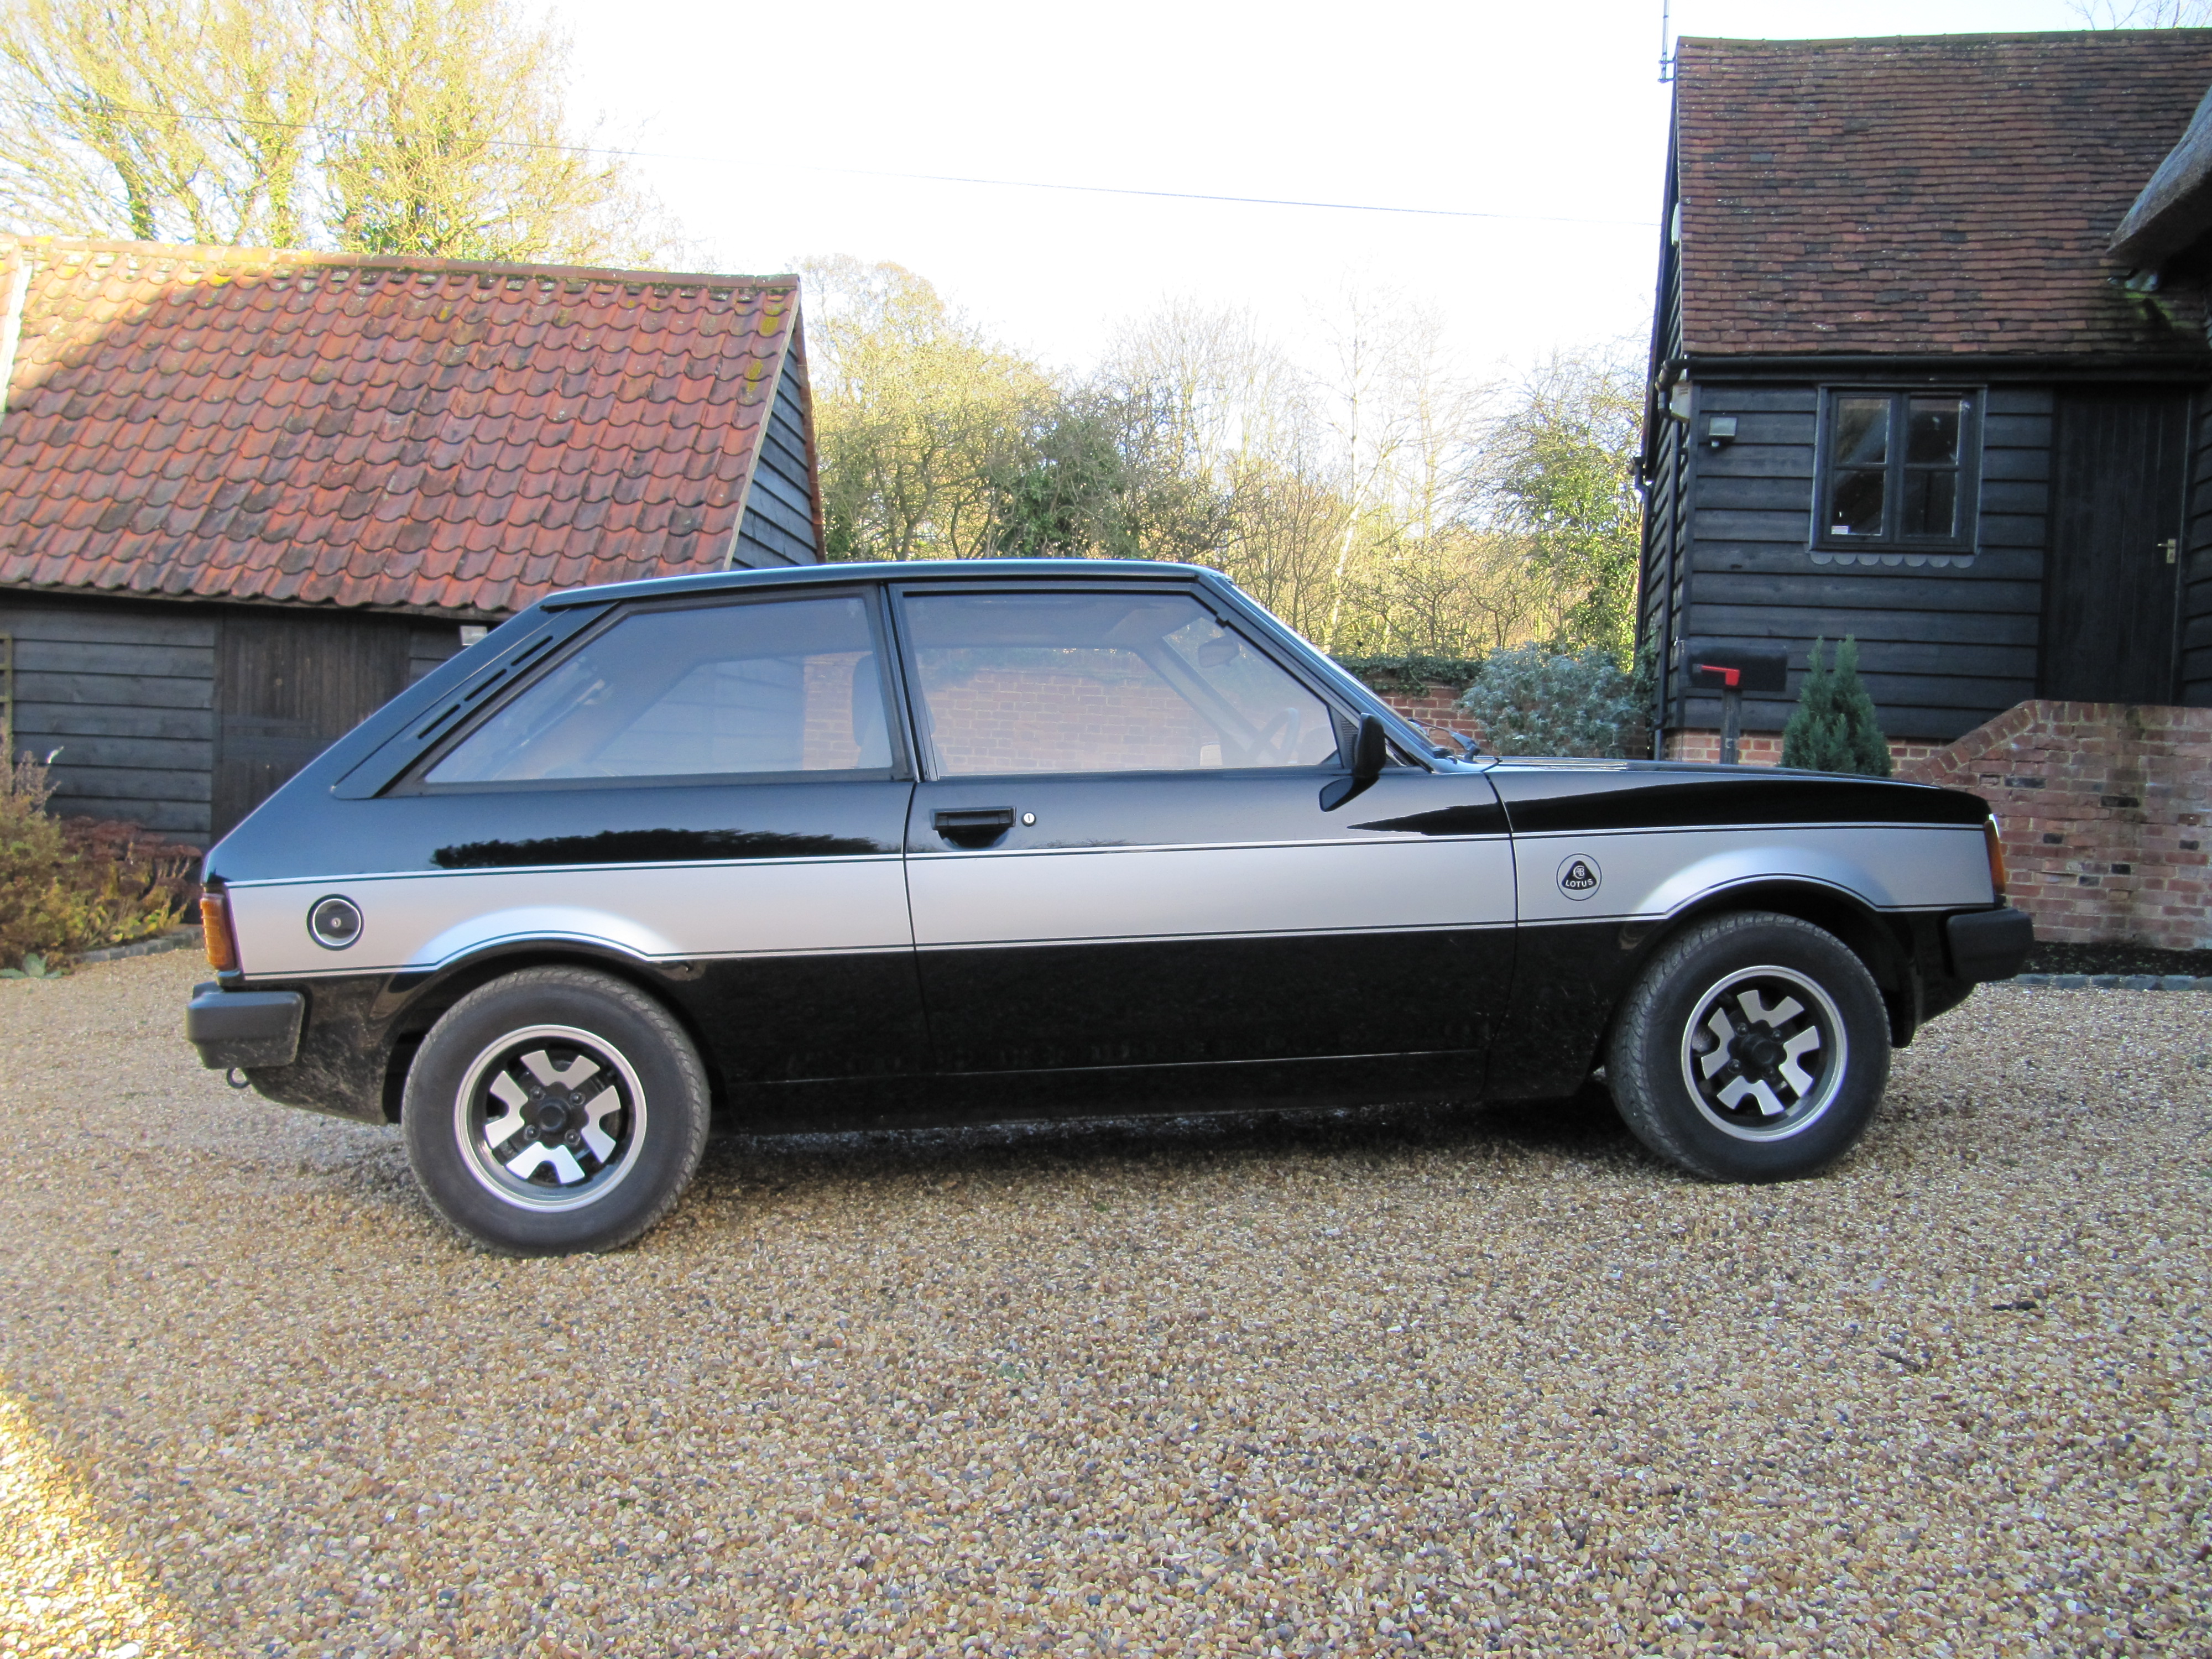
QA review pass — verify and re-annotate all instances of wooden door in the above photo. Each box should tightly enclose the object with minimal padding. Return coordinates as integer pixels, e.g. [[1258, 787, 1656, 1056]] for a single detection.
[[2041, 387, 2189, 704], [212, 611, 408, 839]]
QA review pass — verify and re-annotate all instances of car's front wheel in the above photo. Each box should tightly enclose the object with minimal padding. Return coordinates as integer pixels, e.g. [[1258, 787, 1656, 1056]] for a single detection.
[[402, 967, 709, 1254], [1605, 911, 1890, 1182]]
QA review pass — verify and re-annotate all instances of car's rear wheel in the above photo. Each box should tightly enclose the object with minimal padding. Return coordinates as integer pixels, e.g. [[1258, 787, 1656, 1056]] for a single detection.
[[1605, 911, 1889, 1182], [402, 967, 708, 1255]]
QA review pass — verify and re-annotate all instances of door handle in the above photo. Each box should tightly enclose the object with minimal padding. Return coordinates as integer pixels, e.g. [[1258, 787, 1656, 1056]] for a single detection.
[[2164, 537, 2179, 565], [933, 807, 1016, 848]]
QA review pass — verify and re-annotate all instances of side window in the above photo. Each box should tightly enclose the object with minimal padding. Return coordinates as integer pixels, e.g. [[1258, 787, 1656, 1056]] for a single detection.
[[424, 594, 893, 784], [1815, 388, 1980, 554], [901, 590, 1340, 776]]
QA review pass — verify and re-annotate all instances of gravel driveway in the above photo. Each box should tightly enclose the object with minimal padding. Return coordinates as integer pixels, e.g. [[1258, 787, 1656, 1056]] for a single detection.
[[1, 951, 2207, 1658]]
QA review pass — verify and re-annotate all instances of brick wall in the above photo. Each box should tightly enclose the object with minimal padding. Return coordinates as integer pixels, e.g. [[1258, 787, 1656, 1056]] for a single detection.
[[1376, 684, 1484, 745], [1662, 729, 1948, 770], [1893, 702, 2212, 950]]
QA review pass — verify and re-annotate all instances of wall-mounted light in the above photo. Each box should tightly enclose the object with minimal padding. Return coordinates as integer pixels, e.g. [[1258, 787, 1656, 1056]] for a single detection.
[[1704, 415, 1737, 451]]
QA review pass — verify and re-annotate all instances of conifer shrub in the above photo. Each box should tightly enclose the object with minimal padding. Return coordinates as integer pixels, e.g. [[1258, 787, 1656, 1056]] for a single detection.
[[1455, 644, 1645, 758], [1780, 637, 1892, 776], [0, 752, 201, 971]]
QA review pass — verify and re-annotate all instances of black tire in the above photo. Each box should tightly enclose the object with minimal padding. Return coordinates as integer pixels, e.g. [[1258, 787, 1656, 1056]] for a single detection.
[[401, 967, 709, 1255], [1604, 911, 1889, 1182]]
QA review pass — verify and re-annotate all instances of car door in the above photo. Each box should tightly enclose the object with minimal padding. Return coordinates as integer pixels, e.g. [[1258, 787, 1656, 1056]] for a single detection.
[[401, 586, 927, 1083], [893, 582, 1514, 1082]]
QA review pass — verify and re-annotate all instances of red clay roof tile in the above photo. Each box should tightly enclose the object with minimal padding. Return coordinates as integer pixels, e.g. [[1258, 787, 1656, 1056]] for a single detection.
[[1674, 32, 2212, 357], [0, 237, 806, 615]]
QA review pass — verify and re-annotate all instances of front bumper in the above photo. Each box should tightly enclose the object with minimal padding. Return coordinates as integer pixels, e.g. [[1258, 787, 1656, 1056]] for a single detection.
[[185, 982, 305, 1069], [1945, 906, 2035, 983]]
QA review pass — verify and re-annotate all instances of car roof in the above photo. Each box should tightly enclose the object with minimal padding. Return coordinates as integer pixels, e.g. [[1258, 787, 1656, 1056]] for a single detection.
[[540, 558, 1224, 610]]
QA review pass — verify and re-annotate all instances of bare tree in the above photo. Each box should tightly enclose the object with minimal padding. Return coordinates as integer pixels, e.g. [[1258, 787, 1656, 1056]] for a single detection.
[[0, 0, 674, 260], [2070, 0, 2212, 23], [327, 0, 667, 262]]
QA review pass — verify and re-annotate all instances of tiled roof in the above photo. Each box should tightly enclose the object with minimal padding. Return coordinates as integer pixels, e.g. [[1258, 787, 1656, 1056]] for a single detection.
[[1674, 32, 2212, 358], [0, 237, 807, 616]]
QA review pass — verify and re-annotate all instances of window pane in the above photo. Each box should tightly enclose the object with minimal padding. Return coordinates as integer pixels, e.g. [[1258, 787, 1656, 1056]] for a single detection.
[[1828, 468, 1886, 536], [1833, 397, 1890, 467], [1901, 468, 1958, 539], [426, 597, 891, 783], [1906, 397, 1963, 465], [905, 591, 1340, 776]]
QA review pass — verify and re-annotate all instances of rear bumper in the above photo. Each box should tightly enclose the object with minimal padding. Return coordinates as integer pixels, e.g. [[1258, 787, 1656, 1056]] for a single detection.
[[185, 982, 305, 1069], [1945, 906, 2035, 983]]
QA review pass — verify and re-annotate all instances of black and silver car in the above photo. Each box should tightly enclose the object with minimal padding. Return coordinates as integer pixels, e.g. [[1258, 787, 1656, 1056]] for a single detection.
[[185, 560, 2031, 1254]]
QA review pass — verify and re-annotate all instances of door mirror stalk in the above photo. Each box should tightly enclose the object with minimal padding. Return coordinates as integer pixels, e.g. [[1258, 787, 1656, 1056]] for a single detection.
[[1320, 715, 1387, 811]]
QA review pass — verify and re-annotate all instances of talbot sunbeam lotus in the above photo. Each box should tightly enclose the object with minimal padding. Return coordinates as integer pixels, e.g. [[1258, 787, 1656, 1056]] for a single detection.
[[184, 560, 2032, 1254]]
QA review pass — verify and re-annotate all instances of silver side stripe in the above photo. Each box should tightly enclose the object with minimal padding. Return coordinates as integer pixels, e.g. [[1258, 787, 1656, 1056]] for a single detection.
[[1514, 823, 1991, 925], [908, 838, 1517, 949], [223, 823, 1989, 979], [227, 858, 916, 978]]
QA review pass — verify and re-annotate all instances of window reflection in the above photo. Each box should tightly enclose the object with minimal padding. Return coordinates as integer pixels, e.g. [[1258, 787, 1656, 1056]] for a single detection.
[[1901, 468, 1957, 539], [426, 597, 892, 783], [1906, 398, 1961, 464], [905, 591, 1340, 775], [1834, 397, 1890, 466]]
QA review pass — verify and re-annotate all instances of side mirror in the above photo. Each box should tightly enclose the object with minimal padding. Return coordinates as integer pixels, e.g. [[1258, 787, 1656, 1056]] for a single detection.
[[1319, 714, 1388, 811]]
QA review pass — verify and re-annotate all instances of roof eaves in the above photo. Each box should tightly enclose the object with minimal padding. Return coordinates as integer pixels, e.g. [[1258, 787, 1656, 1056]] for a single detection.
[[2110, 83, 2212, 267]]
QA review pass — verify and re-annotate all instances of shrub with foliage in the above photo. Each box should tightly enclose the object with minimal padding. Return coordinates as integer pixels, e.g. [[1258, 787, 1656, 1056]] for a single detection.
[[1780, 638, 1892, 777], [1455, 644, 1646, 758], [0, 753, 202, 971]]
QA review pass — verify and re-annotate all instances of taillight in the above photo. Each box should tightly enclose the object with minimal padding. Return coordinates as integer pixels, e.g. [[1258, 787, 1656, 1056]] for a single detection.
[[1983, 817, 2008, 899], [201, 894, 240, 972]]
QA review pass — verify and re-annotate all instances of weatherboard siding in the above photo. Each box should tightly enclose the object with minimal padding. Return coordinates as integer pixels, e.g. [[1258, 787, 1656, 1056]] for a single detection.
[[1, 594, 215, 836], [1, 593, 466, 845], [2185, 401, 2212, 703], [731, 367, 821, 568]]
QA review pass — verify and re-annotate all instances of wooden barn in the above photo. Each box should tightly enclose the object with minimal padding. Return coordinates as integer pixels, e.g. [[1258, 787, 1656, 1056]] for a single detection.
[[1637, 31, 2212, 758], [0, 237, 822, 845]]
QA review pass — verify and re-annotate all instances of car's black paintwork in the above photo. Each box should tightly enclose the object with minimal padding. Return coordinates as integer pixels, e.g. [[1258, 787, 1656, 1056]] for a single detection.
[[198, 560, 2018, 1133], [1481, 761, 1989, 832]]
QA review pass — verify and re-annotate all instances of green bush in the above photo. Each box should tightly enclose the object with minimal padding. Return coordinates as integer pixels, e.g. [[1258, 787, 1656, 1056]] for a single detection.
[[1456, 644, 1646, 758], [1780, 637, 1892, 777], [0, 752, 202, 971]]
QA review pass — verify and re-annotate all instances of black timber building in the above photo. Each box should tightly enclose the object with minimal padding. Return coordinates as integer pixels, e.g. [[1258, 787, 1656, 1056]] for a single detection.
[[1639, 32, 2212, 752]]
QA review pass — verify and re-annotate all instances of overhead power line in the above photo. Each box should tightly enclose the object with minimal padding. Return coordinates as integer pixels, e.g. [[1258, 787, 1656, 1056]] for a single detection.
[[2, 95, 1658, 231], [811, 163, 1657, 229]]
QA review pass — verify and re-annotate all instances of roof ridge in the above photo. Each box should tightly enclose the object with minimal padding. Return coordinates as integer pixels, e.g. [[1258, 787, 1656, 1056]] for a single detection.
[[1678, 29, 2212, 48], [0, 233, 796, 291]]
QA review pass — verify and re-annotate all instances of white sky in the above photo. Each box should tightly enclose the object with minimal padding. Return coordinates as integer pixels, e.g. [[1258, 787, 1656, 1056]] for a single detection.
[[542, 0, 2105, 382]]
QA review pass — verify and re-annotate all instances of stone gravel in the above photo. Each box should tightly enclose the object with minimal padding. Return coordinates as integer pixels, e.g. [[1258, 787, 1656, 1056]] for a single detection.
[[1, 951, 2208, 1658]]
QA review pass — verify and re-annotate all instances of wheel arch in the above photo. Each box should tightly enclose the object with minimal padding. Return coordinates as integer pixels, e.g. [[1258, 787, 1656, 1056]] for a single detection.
[[374, 942, 724, 1124], [1618, 878, 1919, 1047]]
